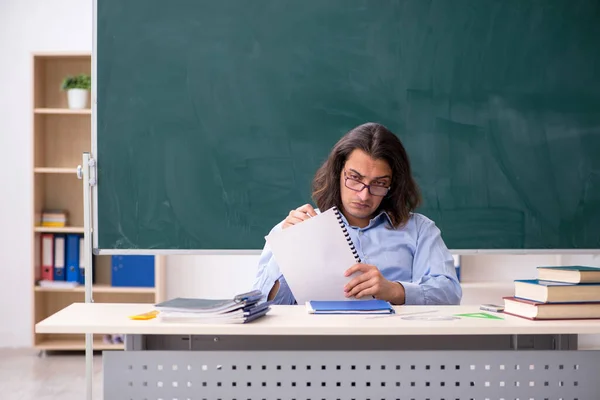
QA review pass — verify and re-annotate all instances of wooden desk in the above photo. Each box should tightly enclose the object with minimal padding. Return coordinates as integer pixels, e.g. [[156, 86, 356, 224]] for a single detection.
[[36, 303, 600, 336], [36, 303, 600, 399]]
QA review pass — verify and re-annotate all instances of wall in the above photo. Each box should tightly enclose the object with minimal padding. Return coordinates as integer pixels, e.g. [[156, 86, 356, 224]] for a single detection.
[[0, 0, 262, 347], [0, 0, 93, 347], [165, 255, 259, 299], [0, 0, 599, 349]]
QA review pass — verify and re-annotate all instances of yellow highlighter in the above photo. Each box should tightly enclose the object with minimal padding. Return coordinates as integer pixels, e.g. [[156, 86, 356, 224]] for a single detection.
[[129, 310, 159, 320]]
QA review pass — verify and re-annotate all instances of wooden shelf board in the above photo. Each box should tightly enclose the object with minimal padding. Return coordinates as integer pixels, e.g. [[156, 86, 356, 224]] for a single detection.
[[34, 108, 91, 115], [34, 226, 84, 233], [35, 284, 156, 294], [32, 52, 91, 58], [35, 337, 123, 351], [34, 167, 78, 174]]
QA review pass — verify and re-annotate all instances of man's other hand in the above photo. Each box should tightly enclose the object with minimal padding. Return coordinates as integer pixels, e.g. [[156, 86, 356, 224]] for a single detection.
[[282, 204, 317, 229], [343, 263, 406, 304]]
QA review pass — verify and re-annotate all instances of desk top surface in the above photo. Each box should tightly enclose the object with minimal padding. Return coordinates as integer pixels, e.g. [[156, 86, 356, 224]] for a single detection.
[[35, 303, 600, 336]]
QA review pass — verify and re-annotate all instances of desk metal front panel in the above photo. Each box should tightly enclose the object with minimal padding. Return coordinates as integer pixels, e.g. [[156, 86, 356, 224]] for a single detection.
[[134, 334, 577, 351], [104, 349, 599, 399]]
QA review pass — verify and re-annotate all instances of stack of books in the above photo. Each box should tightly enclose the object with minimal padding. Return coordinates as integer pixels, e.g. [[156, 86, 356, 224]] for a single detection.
[[503, 266, 600, 320], [40, 209, 68, 227], [154, 290, 271, 323]]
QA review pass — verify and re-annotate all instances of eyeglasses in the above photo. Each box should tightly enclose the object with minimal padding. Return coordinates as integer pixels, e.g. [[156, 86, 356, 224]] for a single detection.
[[343, 170, 390, 197]]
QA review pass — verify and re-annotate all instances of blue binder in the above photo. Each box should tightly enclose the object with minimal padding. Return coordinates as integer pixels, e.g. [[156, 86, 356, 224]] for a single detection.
[[111, 255, 154, 287], [65, 234, 80, 283]]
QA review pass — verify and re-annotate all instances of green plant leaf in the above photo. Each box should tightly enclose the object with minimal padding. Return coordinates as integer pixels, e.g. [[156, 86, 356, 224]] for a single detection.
[[61, 73, 91, 90]]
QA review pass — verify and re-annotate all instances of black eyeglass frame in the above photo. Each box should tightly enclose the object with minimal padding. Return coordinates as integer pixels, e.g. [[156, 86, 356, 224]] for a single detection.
[[343, 170, 391, 197]]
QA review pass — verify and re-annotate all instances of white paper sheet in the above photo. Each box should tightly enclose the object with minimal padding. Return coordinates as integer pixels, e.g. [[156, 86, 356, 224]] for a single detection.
[[265, 207, 360, 303]]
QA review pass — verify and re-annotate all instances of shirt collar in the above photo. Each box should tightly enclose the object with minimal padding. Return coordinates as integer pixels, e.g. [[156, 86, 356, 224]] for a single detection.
[[338, 209, 394, 229]]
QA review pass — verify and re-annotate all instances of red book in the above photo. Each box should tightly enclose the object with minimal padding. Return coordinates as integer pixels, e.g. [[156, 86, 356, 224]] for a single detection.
[[503, 296, 600, 320]]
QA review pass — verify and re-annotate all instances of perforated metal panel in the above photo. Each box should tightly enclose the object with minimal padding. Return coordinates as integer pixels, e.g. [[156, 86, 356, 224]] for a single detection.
[[103, 350, 600, 400]]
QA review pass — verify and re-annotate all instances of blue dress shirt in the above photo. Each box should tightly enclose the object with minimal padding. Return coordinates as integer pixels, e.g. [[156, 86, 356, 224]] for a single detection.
[[252, 210, 462, 305]]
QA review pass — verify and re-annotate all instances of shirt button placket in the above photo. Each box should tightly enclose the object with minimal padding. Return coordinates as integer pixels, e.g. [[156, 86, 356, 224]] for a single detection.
[[359, 231, 368, 262]]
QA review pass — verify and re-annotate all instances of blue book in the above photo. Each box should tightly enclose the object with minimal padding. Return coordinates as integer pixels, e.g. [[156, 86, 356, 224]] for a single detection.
[[514, 279, 600, 303], [305, 299, 394, 314]]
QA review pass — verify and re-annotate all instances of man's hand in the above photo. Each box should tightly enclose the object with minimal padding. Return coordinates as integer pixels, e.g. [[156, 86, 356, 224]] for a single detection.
[[282, 204, 317, 229], [344, 263, 406, 305]]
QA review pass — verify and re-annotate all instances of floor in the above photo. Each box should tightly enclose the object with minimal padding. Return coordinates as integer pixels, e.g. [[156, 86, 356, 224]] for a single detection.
[[0, 349, 103, 400]]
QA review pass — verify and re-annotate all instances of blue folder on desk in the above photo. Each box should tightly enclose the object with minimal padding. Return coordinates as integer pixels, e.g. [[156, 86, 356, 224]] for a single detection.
[[306, 299, 394, 314]]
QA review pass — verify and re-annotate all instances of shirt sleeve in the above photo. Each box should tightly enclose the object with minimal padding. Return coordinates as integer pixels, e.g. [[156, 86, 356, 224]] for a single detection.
[[400, 216, 462, 305], [251, 222, 297, 305]]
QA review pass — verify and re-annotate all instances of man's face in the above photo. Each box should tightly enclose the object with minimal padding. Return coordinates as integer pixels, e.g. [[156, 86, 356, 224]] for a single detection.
[[339, 149, 392, 226]]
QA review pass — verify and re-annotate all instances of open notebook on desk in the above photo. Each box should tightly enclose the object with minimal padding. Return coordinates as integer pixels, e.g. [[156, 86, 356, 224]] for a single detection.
[[265, 207, 361, 304]]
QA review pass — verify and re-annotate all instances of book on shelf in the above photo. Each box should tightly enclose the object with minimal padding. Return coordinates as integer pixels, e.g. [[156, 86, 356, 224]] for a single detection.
[[40, 209, 68, 227], [38, 280, 79, 289]]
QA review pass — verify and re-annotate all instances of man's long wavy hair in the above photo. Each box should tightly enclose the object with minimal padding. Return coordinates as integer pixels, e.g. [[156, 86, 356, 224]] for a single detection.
[[312, 122, 421, 228]]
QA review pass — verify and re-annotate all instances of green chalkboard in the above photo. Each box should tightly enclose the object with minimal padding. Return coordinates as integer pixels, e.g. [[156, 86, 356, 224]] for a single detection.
[[96, 0, 600, 251]]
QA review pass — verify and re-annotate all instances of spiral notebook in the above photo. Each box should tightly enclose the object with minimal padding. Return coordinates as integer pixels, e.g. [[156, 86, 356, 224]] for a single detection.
[[265, 206, 361, 303]]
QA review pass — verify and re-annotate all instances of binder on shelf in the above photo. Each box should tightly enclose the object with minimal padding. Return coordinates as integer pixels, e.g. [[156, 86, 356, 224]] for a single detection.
[[53, 234, 66, 281], [77, 237, 96, 285], [40, 233, 54, 281], [111, 255, 155, 287], [65, 234, 80, 283], [78, 236, 86, 284]]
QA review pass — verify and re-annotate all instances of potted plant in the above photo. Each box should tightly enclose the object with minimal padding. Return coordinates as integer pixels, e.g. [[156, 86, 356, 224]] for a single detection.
[[61, 73, 91, 109]]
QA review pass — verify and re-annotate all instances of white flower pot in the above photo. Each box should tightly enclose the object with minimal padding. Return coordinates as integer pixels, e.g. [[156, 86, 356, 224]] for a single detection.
[[67, 88, 89, 109]]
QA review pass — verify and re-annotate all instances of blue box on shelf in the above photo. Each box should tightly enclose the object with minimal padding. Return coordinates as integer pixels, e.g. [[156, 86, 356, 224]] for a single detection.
[[111, 255, 155, 287]]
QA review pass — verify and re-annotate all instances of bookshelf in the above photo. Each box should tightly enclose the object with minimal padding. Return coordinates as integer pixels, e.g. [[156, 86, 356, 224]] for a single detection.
[[32, 53, 166, 351]]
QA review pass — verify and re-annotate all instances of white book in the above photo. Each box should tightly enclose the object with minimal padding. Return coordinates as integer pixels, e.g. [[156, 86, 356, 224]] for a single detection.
[[39, 280, 78, 289], [265, 207, 360, 304]]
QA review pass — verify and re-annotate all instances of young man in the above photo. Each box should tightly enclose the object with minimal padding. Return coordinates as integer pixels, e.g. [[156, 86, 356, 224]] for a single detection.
[[252, 122, 462, 305]]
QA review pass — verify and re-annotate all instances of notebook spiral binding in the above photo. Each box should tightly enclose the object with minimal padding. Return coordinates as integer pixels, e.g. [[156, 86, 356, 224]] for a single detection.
[[332, 206, 362, 263]]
